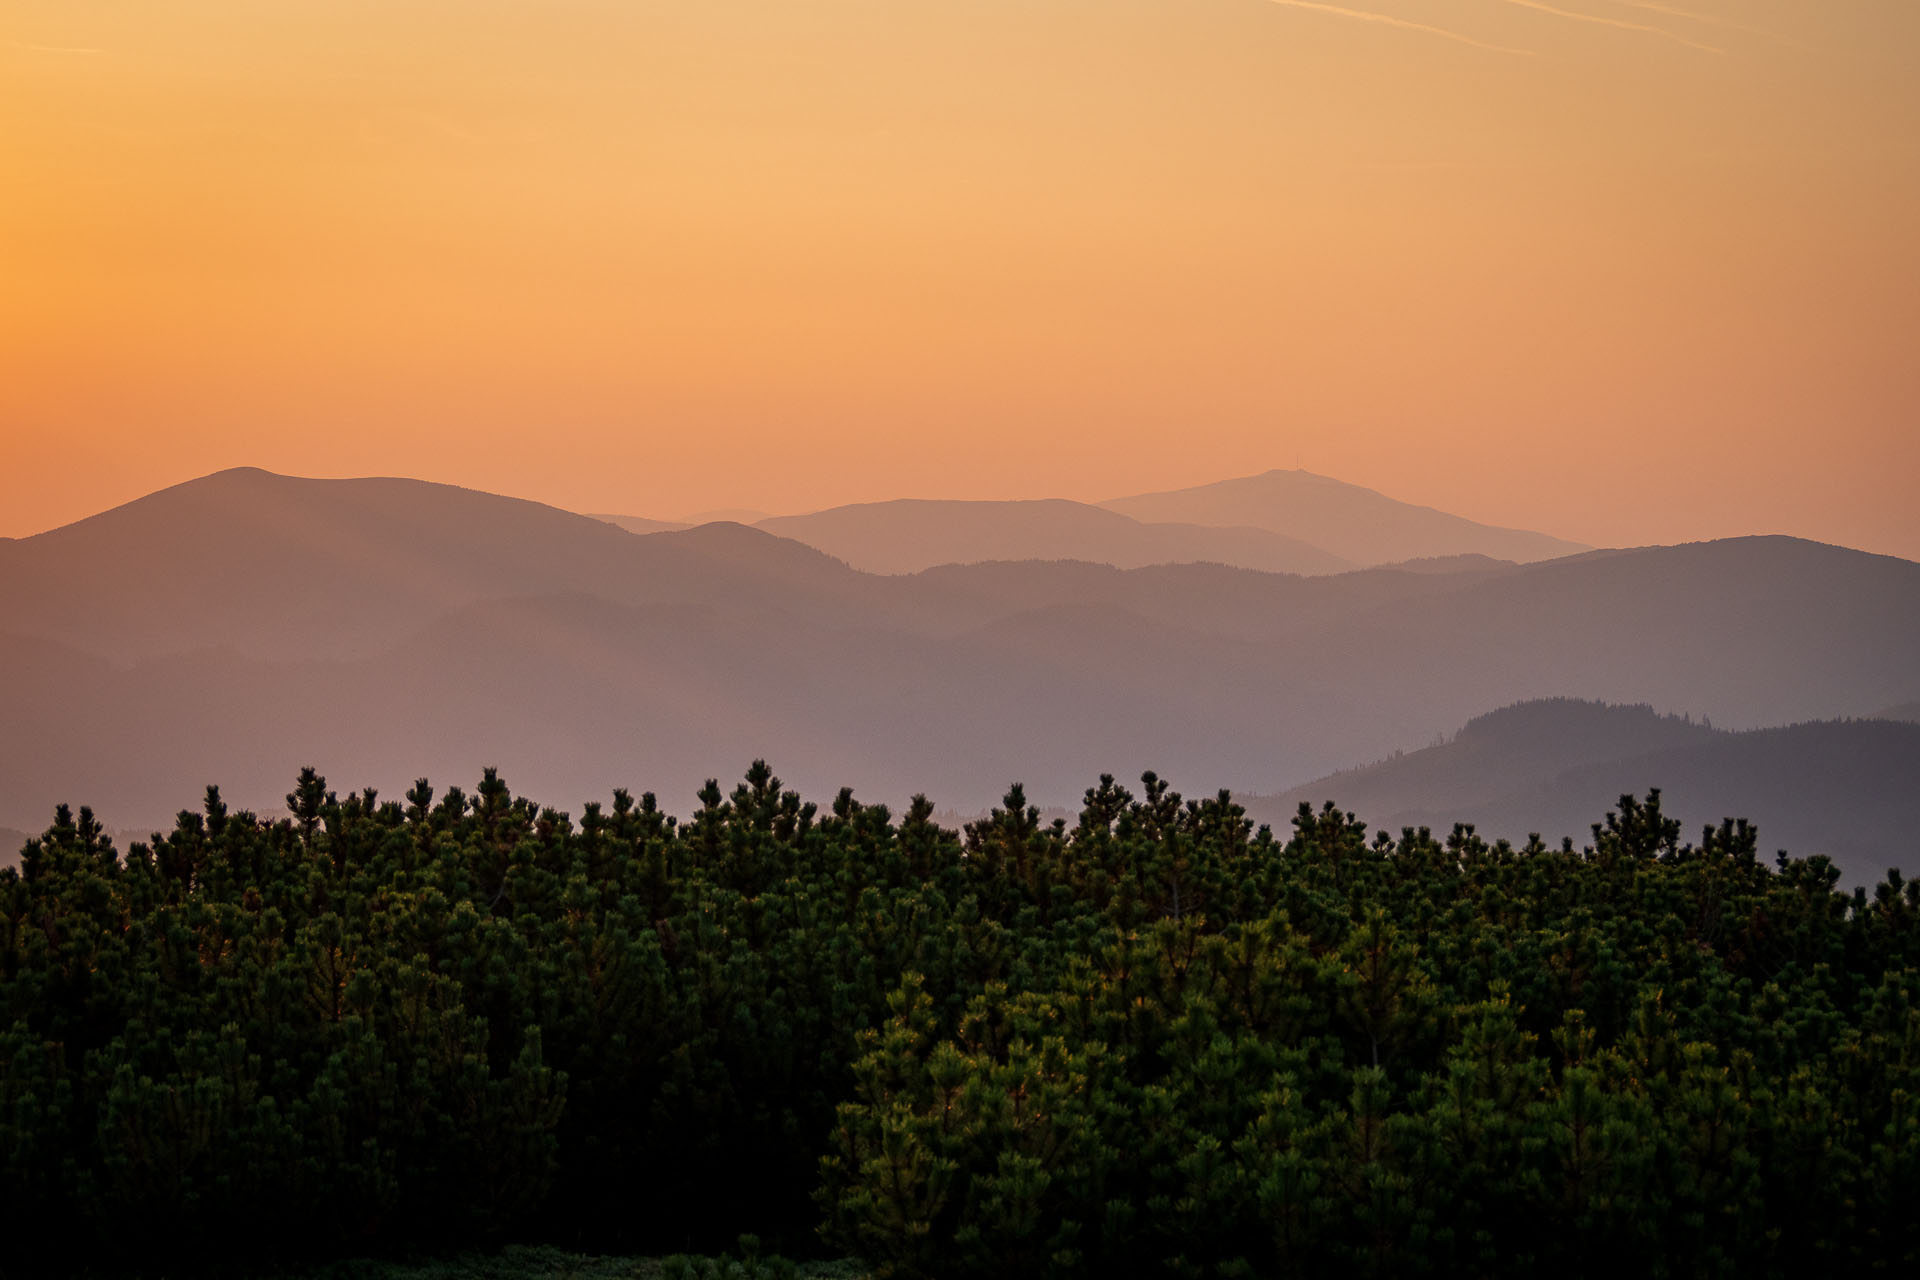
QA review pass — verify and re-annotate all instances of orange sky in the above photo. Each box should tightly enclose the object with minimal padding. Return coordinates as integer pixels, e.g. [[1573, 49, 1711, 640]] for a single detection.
[[3, 2, 1917, 557]]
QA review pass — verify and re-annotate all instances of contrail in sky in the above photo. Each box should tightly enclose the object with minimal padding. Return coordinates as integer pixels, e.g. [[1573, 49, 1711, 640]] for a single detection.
[[1490, 0, 1726, 53], [1607, 1, 1797, 45], [3, 40, 106, 55], [1262, 1, 1535, 55], [1611, 0, 1721, 17]]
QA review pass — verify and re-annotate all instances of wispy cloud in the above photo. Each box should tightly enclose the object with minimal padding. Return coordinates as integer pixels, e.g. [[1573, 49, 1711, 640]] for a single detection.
[[2, 40, 107, 56], [1489, 0, 1725, 54], [1262, 1, 1535, 56]]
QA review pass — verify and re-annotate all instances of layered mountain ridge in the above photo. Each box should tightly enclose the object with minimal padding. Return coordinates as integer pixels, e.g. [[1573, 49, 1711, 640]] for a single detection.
[[586, 467, 1588, 575], [3, 468, 1913, 886]]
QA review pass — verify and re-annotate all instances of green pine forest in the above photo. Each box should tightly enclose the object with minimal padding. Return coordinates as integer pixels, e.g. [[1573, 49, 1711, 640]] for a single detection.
[[5, 764, 1918, 1277]]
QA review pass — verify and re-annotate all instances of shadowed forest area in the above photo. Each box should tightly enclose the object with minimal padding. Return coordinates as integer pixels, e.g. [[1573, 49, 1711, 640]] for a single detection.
[[5, 765, 1918, 1277]]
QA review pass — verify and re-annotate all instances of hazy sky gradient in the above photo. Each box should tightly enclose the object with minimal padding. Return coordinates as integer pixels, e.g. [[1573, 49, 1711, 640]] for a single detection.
[[4, 2, 1916, 556]]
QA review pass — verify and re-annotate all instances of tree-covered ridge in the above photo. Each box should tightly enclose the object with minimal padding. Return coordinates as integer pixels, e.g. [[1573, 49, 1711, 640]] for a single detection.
[[3, 767, 1916, 1276]]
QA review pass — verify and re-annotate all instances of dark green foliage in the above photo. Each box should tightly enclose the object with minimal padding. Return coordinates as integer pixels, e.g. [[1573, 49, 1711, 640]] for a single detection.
[[288, 1244, 868, 1280], [4, 774, 1918, 1276]]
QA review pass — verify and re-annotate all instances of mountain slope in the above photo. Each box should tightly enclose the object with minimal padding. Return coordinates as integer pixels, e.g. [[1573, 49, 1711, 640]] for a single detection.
[[1252, 699, 1722, 819], [755, 498, 1351, 575], [1102, 469, 1589, 566], [1248, 700, 1920, 885], [1265, 537, 1920, 735], [0, 469, 871, 661]]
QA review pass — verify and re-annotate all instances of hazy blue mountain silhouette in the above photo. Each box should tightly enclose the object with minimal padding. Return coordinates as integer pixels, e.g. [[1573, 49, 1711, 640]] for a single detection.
[[1876, 700, 1920, 723], [1247, 699, 1920, 885], [1103, 469, 1589, 566], [756, 498, 1352, 575], [2, 473, 1914, 852]]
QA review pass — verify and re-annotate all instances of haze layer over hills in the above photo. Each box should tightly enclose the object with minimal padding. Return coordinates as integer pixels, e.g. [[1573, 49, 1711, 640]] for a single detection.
[[755, 499, 1351, 576], [1247, 700, 1920, 887], [1103, 469, 1590, 565], [2, 469, 1914, 880], [590, 514, 689, 536]]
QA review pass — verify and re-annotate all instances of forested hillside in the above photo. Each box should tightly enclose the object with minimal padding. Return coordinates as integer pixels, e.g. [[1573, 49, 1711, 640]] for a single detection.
[[6, 768, 1917, 1275]]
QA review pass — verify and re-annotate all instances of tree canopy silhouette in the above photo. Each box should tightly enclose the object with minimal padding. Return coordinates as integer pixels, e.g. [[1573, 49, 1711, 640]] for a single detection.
[[2, 770, 1916, 1275]]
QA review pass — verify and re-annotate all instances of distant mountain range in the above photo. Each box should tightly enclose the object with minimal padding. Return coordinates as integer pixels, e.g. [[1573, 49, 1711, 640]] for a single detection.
[[1, 469, 1914, 872], [1245, 699, 1920, 887], [588, 468, 1587, 575]]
